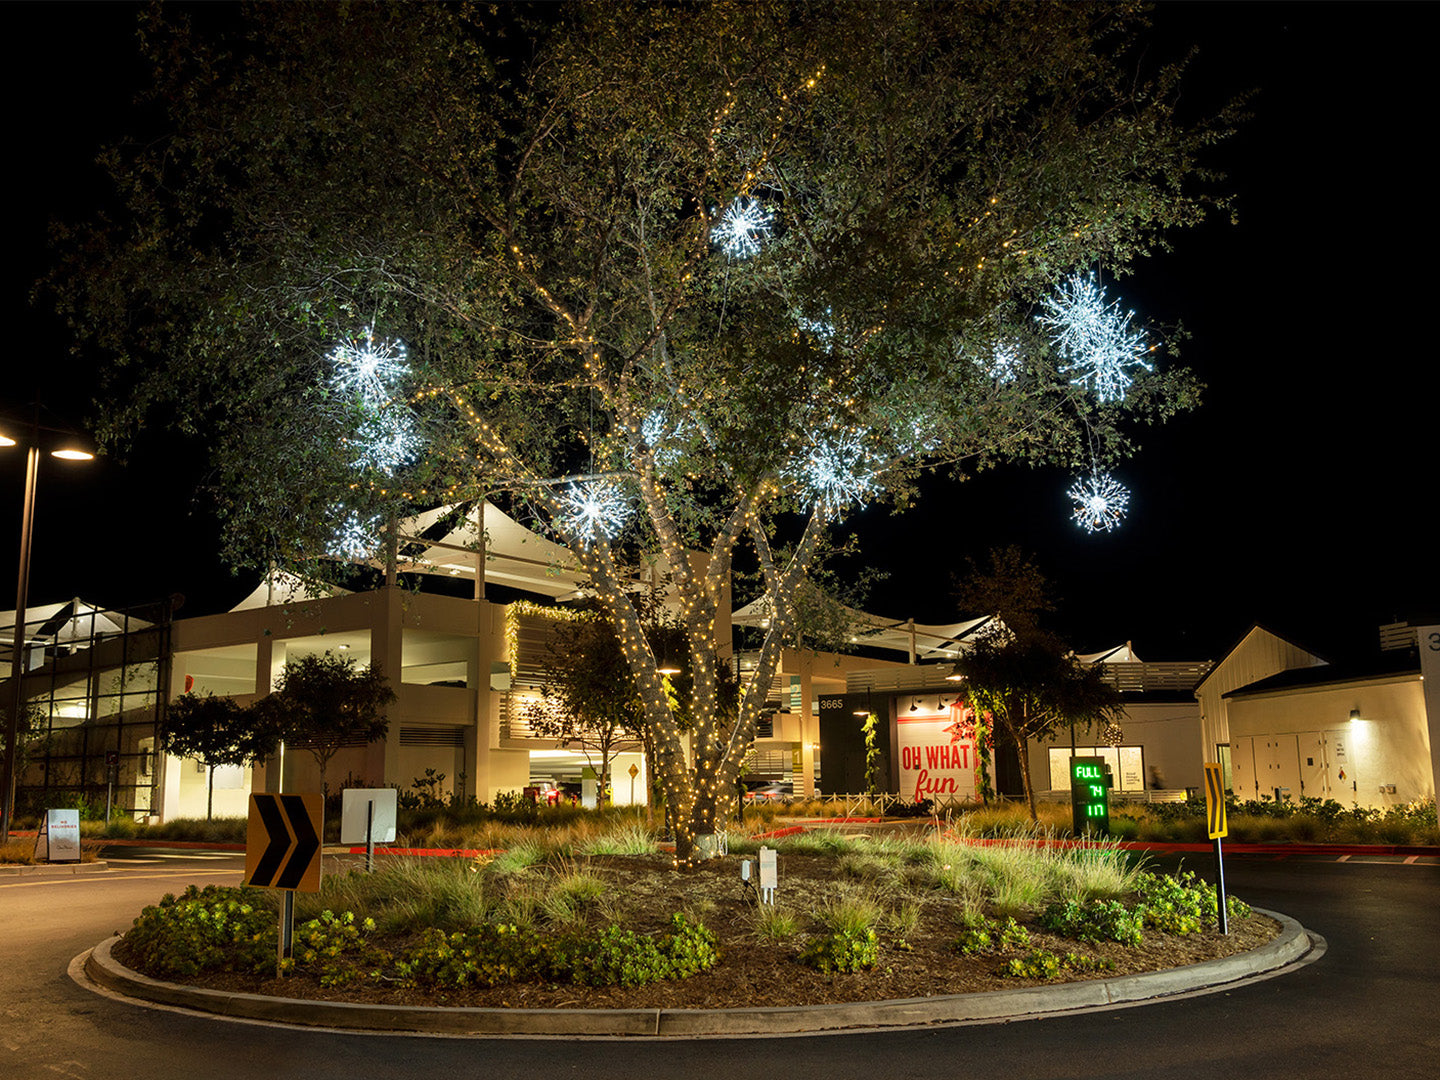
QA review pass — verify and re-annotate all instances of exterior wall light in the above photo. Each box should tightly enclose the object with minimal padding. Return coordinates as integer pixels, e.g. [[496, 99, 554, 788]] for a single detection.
[[1349, 708, 1362, 722]]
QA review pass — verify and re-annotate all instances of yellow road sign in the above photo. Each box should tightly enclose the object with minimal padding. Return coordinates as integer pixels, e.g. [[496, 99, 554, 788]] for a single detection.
[[1203, 762, 1228, 839], [244, 792, 323, 892]]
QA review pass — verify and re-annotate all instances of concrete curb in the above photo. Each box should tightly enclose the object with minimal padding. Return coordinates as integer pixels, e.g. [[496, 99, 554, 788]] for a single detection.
[[0, 860, 110, 879], [82, 907, 1313, 1037]]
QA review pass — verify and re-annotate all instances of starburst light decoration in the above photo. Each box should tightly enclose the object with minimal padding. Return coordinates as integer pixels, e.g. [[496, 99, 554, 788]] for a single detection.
[[330, 511, 381, 560], [328, 327, 410, 408], [710, 197, 773, 259], [1067, 471, 1130, 534], [327, 325, 423, 479], [353, 409, 421, 475], [1038, 273, 1151, 402], [558, 478, 632, 545], [985, 340, 1024, 385], [787, 430, 880, 517], [641, 410, 686, 470], [796, 308, 836, 348]]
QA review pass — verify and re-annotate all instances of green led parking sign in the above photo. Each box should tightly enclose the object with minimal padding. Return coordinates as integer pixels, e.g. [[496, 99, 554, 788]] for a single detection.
[[1070, 756, 1110, 836]]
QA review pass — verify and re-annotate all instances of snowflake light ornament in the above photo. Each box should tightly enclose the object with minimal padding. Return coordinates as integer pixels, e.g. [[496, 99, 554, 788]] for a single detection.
[[331, 511, 381, 560], [641, 410, 686, 470], [985, 340, 1024, 385], [559, 478, 632, 546], [788, 430, 880, 517], [353, 408, 421, 476], [1067, 471, 1130, 534], [710, 197, 773, 259], [1038, 273, 1151, 402], [328, 327, 410, 408]]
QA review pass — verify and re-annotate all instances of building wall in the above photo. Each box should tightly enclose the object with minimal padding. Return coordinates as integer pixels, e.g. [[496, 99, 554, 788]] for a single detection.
[[154, 586, 542, 818], [1194, 627, 1327, 768], [1029, 700, 1204, 796], [1226, 675, 1430, 808]]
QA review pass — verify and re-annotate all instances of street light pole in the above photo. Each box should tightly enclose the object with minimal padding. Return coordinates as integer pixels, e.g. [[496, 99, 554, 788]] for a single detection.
[[1, 411, 93, 845], [1, 442, 39, 844]]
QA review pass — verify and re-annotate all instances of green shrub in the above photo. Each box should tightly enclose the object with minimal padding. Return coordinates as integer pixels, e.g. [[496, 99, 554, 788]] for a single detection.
[[956, 915, 1030, 955], [799, 926, 880, 973], [1000, 949, 1114, 979], [399, 913, 717, 988], [1133, 870, 1250, 932], [566, 915, 718, 986], [1039, 897, 1143, 946], [125, 885, 276, 976], [288, 909, 389, 986], [400, 923, 556, 987]]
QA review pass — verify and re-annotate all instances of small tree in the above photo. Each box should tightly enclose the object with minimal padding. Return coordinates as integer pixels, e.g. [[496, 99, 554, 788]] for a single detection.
[[159, 692, 276, 819], [952, 548, 1124, 822], [952, 636, 1124, 823], [256, 652, 395, 795], [526, 610, 644, 807]]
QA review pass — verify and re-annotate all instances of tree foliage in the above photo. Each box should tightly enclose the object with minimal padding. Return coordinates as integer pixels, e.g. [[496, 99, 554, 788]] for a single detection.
[[160, 692, 276, 819], [525, 609, 644, 806], [953, 636, 1126, 821], [254, 651, 395, 793], [949, 549, 1125, 821], [50, 2, 1238, 861]]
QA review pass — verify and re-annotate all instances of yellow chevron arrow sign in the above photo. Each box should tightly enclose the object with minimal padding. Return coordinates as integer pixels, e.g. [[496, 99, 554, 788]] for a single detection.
[[1203, 762, 1227, 840]]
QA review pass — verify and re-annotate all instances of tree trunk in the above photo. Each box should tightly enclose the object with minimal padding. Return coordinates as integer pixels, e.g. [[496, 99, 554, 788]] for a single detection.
[[1016, 726, 1037, 823], [206, 764, 215, 821]]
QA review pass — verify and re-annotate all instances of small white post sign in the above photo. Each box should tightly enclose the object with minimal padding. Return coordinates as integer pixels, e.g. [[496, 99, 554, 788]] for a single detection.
[[758, 845, 778, 905], [34, 808, 82, 863], [341, 788, 398, 872]]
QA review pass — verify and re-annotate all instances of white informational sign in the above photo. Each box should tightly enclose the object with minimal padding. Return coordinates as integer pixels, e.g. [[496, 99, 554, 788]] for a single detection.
[[897, 702, 978, 803], [340, 788, 398, 845], [1119, 746, 1144, 791], [758, 846, 778, 905], [35, 808, 82, 863]]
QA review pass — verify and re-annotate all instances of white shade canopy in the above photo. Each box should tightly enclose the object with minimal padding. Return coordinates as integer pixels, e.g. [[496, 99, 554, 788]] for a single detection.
[[730, 596, 999, 660], [387, 501, 588, 600]]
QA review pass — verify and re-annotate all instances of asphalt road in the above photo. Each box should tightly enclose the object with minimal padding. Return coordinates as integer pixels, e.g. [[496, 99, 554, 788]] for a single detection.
[[2, 850, 1436, 1080]]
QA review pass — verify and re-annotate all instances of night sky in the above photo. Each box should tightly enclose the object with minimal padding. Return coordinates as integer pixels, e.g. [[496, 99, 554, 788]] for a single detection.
[[6, 2, 1436, 664]]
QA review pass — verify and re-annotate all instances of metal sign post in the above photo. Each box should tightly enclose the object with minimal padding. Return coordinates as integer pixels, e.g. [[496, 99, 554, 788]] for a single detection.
[[1204, 762, 1229, 935]]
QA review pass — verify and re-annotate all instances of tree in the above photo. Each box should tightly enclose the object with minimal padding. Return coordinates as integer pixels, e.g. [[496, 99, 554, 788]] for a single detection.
[[524, 607, 645, 807], [951, 547, 1125, 821], [955, 546, 1059, 643], [951, 635, 1125, 822], [159, 692, 276, 820], [255, 652, 395, 795], [52, 3, 1236, 862]]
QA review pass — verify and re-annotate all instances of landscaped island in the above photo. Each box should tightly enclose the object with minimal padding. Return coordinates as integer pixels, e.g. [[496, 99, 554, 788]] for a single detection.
[[115, 823, 1275, 1011]]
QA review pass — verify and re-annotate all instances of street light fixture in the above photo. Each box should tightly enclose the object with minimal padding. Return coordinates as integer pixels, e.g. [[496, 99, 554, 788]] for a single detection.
[[1, 409, 95, 843]]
